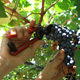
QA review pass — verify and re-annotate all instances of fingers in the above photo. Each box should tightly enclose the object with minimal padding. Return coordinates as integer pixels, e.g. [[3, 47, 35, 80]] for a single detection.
[[29, 20, 36, 28], [7, 26, 31, 41], [51, 49, 65, 67], [6, 20, 36, 41], [68, 66, 76, 74], [15, 27, 24, 39]]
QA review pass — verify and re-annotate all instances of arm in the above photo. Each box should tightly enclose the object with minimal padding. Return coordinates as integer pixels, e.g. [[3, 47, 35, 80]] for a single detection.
[[0, 20, 44, 79], [0, 20, 76, 80], [36, 49, 76, 80]]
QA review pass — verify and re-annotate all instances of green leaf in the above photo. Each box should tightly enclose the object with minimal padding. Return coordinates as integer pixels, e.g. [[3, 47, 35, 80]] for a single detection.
[[54, 4, 63, 13], [57, 0, 71, 10], [14, 0, 20, 9], [0, 1, 7, 18], [8, 19, 19, 26], [19, 0, 31, 8], [75, 50, 80, 74], [71, 0, 80, 17]]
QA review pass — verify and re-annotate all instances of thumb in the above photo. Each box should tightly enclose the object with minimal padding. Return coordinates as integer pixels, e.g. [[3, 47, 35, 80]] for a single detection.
[[1, 33, 10, 52], [31, 40, 44, 52], [53, 49, 65, 67]]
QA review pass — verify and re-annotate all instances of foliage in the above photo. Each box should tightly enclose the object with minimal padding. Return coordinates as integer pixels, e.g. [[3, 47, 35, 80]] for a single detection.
[[0, 0, 80, 80]]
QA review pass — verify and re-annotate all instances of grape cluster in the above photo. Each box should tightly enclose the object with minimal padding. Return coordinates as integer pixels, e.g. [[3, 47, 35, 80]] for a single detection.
[[43, 24, 80, 67]]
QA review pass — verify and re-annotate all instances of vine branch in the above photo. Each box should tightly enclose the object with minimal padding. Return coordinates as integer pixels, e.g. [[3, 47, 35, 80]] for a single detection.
[[26, 13, 41, 18], [38, 0, 59, 25], [24, 61, 44, 70], [61, 13, 77, 27], [44, 0, 59, 13], [4, 0, 59, 25], [39, 0, 44, 25], [46, 11, 55, 25], [4, 6, 30, 24]]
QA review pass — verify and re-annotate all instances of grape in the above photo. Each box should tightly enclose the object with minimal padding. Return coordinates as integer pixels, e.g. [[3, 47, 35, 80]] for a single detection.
[[42, 43, 49, 48], [43, 24, 80, 67], [35, 23, 79, 79], [77, 27, 79, 29]]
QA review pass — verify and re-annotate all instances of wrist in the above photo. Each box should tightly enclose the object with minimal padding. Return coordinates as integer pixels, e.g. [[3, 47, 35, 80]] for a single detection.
[[0, 55, 10, 79], [0, 54, 18, 79]]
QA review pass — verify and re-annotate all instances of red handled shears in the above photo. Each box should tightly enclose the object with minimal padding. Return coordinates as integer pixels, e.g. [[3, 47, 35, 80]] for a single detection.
[[7, 25, 40, 56]]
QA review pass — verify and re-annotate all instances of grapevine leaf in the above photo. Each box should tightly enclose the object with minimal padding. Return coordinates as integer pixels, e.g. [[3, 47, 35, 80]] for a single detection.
[[19, 0, 31, 8], [14, 0, 20, 10], [75, 50, 80, 74], [57, 0, 71, 10], [0, 1, 7, 18], [8, 19, 19, 26], [71, 0, 80, 17], [54, 4, 63, 13]]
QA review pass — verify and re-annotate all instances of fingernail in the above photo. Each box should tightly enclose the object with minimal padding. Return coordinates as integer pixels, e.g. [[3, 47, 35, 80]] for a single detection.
[[24, 27, 27, 30], [73, 66, 76, 70], [59, 49, 64, 60], [10, 30, 16, 35], [60, 49, 64, 54]]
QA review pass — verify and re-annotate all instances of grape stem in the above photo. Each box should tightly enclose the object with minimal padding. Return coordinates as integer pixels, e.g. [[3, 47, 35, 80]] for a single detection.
[[4, 0, 59, 25], [39, 0, 59, 25], [44, 0, 59, 14], [46, 11, 55, 25], [6, 11, 25, 24], [24, 61, 44, 70], [61, 13, 77, 27], [26, 13, 41, 18], [4, 6, 30, 24]]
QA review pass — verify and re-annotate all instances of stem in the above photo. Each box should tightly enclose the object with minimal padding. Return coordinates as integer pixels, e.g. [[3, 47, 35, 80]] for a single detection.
[[41, 0, 44, 13], [7, 12, 25, 24], [26, 13, 40, 18], [74, 47, 80, 50], [38, 0, 44, 25], [46, 11, 55, 25], [16, 16, 25, 24], [61, 13, 77, 27], [44, 0, 59, 14], [4, 6, 30, 23], [24, 61, 44, 70], [38, 0, 59, 25]]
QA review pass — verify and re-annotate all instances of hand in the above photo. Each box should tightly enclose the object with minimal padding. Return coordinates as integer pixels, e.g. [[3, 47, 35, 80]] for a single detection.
[[36, 49, 76, 80], [0, 20, 44, 66]]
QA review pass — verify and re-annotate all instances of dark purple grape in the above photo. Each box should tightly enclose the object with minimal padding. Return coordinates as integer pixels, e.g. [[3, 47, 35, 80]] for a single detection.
[[77, 27, 79, 29], [44, 24, 79, 68]]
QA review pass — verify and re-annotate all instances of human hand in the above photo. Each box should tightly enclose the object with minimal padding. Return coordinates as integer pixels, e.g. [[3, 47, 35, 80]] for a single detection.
[[0, 20, 44, 66], [36, 49, 76, 80]]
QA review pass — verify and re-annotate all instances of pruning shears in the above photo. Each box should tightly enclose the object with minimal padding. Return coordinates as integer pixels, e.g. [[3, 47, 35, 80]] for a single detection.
[[7, 25, 44, 56]]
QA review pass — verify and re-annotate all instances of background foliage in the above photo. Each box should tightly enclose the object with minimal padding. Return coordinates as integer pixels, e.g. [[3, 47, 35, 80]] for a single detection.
[[0, 0, 80, 80]]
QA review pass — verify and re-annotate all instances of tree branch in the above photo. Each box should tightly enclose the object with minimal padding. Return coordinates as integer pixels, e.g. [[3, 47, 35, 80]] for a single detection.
[[4, 6, 30, 24], [74, 47, 80, 50], [15, 16, 25, 24], [44, 0, 59, 14], [26, 13, 41, 18], [41, 0, 44, 13], [24, 61, 44, 70], [38, 0, 44, 25], [6, 11, 25, 24], [45, 11, 55, 26], [61, 13, 77, 27], [38, 0, 59, 25]]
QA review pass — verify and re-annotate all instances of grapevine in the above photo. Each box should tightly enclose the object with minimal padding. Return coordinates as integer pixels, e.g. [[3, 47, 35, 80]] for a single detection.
[[0, 0, 80, 80]]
